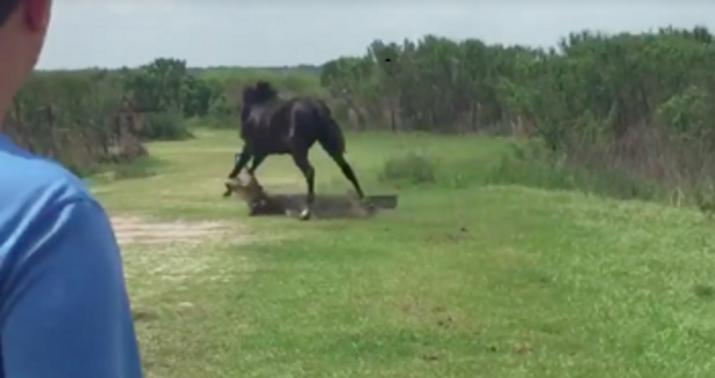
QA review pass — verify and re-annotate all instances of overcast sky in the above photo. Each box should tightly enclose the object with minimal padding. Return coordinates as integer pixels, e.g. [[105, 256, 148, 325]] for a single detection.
[[37, 0, 715, 69]]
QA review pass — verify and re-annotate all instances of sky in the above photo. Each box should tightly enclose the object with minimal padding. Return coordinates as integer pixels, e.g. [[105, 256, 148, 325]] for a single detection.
[[37, 0, 715, 70]]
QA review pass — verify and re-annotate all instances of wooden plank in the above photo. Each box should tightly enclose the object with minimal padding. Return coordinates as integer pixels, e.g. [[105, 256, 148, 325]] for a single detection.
[[364, 195, 398, 209]]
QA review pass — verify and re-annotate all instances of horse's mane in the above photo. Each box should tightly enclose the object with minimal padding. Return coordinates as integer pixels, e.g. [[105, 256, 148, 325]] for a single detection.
[[243, 81, 278, 105]]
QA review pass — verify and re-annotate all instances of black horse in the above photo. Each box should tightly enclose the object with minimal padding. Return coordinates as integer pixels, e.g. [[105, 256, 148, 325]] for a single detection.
[[223, 81, 365, 220]]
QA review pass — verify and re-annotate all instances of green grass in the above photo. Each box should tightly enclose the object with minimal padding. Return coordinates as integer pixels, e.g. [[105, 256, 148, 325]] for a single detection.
[[92, 129, 715, 377]]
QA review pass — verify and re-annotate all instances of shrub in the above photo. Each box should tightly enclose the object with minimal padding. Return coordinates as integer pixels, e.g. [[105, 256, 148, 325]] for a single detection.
[[656, 85, 714, 141], [141, 111, 193, 141], [380, 152, 437, 185], [487, 140, 661, 201]]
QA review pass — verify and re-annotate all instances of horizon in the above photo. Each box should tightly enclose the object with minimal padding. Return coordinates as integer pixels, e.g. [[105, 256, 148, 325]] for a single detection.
[[37, 1, 715, 70], [36, 25, 714, 72]]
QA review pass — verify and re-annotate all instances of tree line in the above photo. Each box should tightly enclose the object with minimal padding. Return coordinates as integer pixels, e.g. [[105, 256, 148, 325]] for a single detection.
[[3, 58, 229, 172], [321, 26, 715, 194], [322, 27, 715, 137], [5, 26, 715, 194]]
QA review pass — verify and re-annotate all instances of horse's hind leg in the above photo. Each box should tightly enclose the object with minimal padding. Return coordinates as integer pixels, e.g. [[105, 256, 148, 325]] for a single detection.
[[292, 152, 315, 220], [330, 153, 365, 199]]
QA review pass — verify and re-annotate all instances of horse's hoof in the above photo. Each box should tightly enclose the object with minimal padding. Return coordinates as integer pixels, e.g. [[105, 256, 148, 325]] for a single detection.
[[299, 209, 312, 221]]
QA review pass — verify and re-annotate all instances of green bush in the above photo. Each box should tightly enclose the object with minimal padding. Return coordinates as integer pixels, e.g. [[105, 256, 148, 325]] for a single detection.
[[656, 85, 713, 139], [380, 153, 437, 185], [487, 141, 660, 201], [487, 143, 575, 190], [141, 111, 193, 141]]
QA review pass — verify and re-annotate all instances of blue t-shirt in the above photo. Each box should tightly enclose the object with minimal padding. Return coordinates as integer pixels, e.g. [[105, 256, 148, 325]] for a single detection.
[[0, 134, 143, 378]]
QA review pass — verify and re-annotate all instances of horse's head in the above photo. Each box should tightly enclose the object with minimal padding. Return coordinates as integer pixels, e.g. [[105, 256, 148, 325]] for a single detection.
[[241, 81, 278, 122], [242, 81, 278, 106]]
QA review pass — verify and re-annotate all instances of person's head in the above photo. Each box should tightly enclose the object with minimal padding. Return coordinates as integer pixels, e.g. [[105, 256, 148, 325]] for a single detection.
[[0, 0, 52, 117]]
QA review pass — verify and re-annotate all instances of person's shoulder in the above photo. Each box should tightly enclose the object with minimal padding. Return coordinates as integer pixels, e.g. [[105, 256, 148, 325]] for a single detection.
[[0, 147, 95, 214], [0, 147, 115, 294]]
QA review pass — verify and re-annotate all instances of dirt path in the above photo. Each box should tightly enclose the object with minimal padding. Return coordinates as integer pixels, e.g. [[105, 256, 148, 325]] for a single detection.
[[110, 215, 244, 247]]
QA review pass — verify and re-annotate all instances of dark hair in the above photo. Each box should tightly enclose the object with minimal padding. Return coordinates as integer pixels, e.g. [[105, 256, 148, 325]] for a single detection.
[[0, 0, 21, 26]]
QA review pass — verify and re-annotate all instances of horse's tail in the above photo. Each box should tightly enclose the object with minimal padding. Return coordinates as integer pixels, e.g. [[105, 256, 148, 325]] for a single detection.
[[316, 102, 346, 156]]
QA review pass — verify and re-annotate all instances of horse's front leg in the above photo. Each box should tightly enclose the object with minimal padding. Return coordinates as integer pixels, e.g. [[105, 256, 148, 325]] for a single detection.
[[224, 149, 252, 197], [228, 150, 252, 179]]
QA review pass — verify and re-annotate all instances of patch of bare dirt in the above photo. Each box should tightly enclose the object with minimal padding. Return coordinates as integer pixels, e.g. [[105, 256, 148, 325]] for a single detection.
[[110, 215, 243, 247]]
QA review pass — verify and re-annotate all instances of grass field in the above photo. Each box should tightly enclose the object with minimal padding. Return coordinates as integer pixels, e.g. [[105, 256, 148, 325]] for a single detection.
[[90, 129, 715, 378]]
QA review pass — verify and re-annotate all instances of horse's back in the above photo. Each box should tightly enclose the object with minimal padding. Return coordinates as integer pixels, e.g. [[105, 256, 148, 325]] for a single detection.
[[241, 96, 343, 154], [242, 100, 295, 153]]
